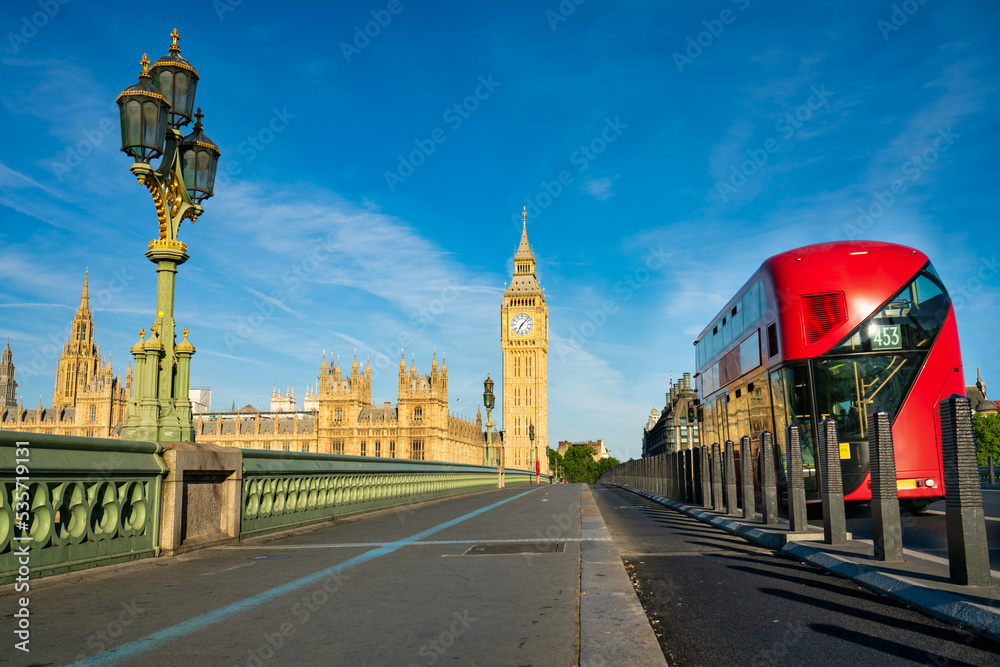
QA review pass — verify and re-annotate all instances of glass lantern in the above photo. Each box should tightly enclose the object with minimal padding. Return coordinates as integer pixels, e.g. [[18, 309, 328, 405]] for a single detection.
[[116, 54, 170, 163], [150, 29, 199, 128], [179, 109, 221, 202]]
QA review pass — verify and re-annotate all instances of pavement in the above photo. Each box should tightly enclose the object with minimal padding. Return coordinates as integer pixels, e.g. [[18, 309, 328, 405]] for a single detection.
[[609, 483, 1000, 644], [1, 483, 665, 666]]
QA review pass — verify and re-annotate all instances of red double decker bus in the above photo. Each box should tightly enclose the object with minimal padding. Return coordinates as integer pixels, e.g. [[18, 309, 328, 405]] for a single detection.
[[693, 241, 964, 507]]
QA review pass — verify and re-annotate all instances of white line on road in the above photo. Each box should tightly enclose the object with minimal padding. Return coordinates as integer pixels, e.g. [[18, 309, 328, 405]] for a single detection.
[[223, 537, 613, 549]]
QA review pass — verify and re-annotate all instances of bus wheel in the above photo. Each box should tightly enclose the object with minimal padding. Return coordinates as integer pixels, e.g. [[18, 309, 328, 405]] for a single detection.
[[900, 498, 933, 514]]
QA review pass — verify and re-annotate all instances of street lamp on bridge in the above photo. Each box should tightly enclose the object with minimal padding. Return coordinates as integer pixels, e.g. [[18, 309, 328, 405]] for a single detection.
[[117, 29, 221, 442], [483, 375, 504, 487]]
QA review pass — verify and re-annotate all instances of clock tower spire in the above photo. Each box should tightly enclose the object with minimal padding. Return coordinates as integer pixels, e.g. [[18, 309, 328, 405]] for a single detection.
[[501, 207, 548, 476]]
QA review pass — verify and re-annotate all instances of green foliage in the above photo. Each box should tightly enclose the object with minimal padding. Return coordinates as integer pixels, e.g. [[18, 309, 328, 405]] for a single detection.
[[558, 446, 621, 484], [973, 413, 1000, 467]]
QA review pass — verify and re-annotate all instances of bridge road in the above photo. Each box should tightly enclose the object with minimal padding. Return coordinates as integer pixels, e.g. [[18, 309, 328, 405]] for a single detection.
[[592, 485, 1000, 666], [2, 483, 664, 666]]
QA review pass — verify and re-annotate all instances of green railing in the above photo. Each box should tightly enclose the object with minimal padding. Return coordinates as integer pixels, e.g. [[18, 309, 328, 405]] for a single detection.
[[0, 431, 166, 584], [240, 450, 540, 538]]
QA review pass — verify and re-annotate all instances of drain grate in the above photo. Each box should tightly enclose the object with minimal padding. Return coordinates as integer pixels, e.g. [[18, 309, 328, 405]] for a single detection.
[[463, 542, 565, 555]]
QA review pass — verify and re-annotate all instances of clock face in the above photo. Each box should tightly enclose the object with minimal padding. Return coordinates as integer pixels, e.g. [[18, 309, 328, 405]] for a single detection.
[[511, 313, 533, 336]]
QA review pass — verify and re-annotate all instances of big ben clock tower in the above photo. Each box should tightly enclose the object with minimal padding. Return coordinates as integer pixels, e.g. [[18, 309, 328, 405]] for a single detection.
[[502, 208, 548, 474]]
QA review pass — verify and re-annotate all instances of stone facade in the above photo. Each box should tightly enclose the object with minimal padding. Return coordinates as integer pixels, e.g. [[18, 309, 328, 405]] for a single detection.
[[194, 352, 486, 464], [0, 273, 131, 437], [501, 214, 549, 473], [642, 372, 699, 457], [557, 439, 611, 461]]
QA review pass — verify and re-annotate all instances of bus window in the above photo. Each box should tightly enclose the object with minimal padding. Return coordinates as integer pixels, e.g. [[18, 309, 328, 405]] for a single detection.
[[771, 364, 817, 492]]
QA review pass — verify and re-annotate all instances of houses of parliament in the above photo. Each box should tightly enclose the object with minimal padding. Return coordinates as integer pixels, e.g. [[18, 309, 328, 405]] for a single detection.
[[1, 220, 550, 474]]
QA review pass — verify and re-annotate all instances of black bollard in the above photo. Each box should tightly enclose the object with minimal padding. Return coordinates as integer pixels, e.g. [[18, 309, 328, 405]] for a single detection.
[[676, 450, 684, 501], [786, 425, 808, 532], [701, 445, 713, 509], [693, 446, 703, 505], [760, 431, 779, 525], [869, 410, 903, 561], [711, 442, 724, 511], [940, 394, 992, 586], [818, 418, 847, 545], [684, 448, 694, 503], [740, 435, 755, 520], [725, 440, 738, 515]]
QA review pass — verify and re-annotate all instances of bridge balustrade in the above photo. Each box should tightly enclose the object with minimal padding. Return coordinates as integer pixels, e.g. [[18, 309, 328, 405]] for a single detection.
[[1, 431, 166, 584]]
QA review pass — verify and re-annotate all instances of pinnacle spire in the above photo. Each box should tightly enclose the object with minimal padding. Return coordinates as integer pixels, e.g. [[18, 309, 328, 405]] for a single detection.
[[80, 269, 90, 310]]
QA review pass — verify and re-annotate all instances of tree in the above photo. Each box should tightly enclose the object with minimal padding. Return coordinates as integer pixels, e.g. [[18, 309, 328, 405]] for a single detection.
[[547, 447, 564, 480], [973, 413, 1000, 467]]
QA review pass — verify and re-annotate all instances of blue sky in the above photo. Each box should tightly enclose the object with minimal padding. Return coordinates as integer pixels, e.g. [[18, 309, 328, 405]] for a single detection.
[[1, 0, 997, 461]]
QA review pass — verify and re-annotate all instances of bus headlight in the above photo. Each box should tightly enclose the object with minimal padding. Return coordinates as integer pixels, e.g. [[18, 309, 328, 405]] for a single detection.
[[925, 479, 937, 488]]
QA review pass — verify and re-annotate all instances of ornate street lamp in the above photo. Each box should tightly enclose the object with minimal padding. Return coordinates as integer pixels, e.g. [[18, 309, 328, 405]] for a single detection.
[[529, 422, 537, 484], [116, 54, 169, 163], [117, 29, 221, 443], [483, 374, 502, 486]]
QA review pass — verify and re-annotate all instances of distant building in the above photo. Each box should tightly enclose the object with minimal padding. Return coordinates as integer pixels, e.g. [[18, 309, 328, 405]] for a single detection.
[[0, 272, 131, 438], [194, 352, 486, 463], [190, 387, 212, 414], [557, 439, 611, 461], [966, 369, 997, 415], [642, 372, 699, 457]]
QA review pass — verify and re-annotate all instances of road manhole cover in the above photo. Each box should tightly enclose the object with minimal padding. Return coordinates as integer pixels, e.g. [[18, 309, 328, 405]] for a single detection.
[[463, 542, 565, 555]]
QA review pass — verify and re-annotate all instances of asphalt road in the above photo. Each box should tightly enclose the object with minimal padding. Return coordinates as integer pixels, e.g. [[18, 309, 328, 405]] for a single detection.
[[592, 484, 1000, 666], [808, 488, 1000, 570], [2, 485, 584, 666]]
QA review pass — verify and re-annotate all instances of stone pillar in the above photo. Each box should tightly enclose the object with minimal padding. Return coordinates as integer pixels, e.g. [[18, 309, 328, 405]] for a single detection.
[[159, 441, 242, 556], [818, 418, 846, 545], [869, 410, 903, 561], [760, 431, 779, 525], [940, 394, 992, 586], [711, 442, 723, 511], [676, 450, 685, 501], [724, 440, 738, 515], [786, 425, 808, 532], [700, 445, 712, 509]]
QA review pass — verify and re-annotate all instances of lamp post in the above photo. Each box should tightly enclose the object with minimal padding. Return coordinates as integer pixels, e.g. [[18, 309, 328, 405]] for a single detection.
[[483, 374, 503, 488], [117, 29, 220, 442], [529, 422, 537, 485]]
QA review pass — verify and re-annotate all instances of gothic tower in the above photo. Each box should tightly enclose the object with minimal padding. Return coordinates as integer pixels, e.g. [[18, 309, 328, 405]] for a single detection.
[[53, 271, 99, 412], [1, 340, 17, 413], [501, 209, 549, 473]]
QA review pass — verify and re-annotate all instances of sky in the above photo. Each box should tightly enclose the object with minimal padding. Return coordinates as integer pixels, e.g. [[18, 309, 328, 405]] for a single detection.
[[1, 0, 998, 461]]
